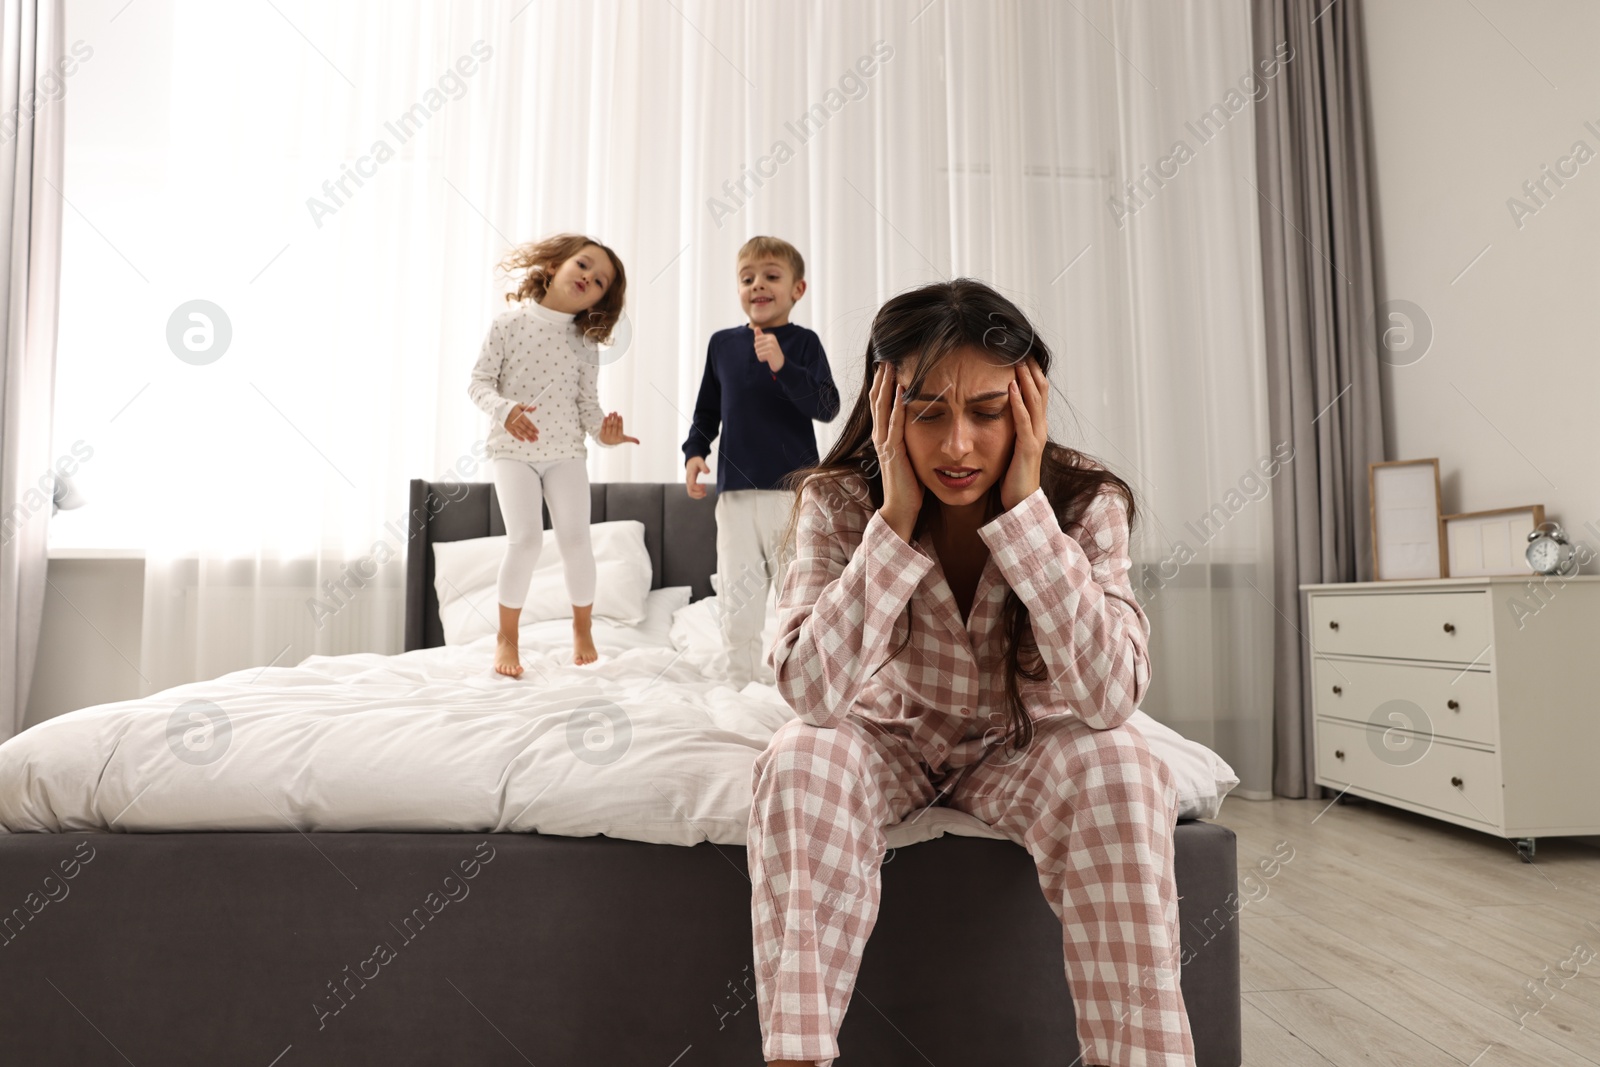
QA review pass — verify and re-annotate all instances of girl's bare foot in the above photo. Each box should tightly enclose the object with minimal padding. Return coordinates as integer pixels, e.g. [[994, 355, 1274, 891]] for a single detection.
[[494, 603, 524, 677], [494, 636, 523, 677], [571, 603, 599, 666]]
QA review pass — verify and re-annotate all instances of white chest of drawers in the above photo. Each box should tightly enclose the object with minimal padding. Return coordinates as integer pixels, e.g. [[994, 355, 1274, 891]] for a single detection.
[[1301, 576, 1600, 859]]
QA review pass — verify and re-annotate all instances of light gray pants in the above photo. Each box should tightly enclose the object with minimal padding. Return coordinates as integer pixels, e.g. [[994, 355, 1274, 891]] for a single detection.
[[713, 488, 795, 688]]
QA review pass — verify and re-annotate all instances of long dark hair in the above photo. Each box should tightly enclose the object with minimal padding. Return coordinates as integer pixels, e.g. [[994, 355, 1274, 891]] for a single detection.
[[777, 278, 1136, 753]]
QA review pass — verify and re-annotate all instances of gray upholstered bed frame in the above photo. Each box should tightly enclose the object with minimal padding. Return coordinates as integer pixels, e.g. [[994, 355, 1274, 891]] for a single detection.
[[0, 480, 1240, 1066]]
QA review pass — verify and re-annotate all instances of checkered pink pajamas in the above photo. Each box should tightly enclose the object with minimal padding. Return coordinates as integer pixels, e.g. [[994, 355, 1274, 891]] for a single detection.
[[749, 473, 1196, 1066]]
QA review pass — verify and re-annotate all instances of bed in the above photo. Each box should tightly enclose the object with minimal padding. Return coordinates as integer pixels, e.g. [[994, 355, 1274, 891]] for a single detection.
[[0, 479, 1242, 1066]]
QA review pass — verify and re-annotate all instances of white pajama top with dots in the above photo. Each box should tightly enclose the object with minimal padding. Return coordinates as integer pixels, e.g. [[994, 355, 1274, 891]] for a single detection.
[[467, 298, 617, 463]]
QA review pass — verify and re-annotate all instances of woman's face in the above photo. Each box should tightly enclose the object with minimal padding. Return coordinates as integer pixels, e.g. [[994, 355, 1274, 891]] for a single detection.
[[897, 346, 1018, 510], [547, 245, 615, 312]]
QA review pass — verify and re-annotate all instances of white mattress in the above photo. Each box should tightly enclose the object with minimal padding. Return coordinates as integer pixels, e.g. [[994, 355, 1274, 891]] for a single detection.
[[0, 593, 1234, 847]]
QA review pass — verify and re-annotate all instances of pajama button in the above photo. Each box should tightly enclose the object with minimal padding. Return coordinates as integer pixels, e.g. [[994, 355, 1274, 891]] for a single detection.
[[960, 707, 971, 716]]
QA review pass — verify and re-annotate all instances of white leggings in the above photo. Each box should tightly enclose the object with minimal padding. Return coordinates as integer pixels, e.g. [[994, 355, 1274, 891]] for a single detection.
[[492, 457, 596, 611]]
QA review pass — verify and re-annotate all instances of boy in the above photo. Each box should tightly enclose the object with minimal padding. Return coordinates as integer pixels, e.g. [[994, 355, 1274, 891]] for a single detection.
[[683, 236, 839, 688]]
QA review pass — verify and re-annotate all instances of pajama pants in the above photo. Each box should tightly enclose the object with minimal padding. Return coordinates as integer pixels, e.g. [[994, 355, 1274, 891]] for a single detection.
[[491, 456, 596, 610], [748, 714, 1196, 1067], [713, 488, 794, 689]]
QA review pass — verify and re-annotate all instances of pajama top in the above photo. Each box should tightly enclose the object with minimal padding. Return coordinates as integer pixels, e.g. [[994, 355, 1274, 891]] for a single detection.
[[767, 471, 1152, 771], [467, 298, 618, 463]]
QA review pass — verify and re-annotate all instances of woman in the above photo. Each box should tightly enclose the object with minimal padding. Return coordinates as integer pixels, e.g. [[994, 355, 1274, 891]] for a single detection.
[[749, 279, 1194, 1067]]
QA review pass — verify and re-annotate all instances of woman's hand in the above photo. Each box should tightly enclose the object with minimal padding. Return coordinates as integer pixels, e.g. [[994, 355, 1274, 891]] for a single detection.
[[1000, 358, 1049, 511], [505, 404, 539, 442], [870, 362, 922, 542], [598, 411, 640, 446]]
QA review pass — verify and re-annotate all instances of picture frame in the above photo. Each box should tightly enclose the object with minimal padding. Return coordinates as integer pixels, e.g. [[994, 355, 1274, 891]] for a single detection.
[[1368, 458, 1445, 580], [1440, 505, 1546, 577]]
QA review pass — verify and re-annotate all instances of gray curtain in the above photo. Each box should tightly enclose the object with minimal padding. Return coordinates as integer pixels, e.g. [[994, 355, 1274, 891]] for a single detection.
[[1252, 0, 1387, 798], [0, 0, 65, 743]]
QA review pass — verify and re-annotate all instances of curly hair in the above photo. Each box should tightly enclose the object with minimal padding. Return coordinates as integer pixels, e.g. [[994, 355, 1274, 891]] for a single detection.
[[497, 233, 628, 345]]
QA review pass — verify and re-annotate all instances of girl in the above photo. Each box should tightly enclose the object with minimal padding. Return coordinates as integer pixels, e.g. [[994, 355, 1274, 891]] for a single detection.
[[468, 234, 640, 676], [751, 279, 1194, 1067]]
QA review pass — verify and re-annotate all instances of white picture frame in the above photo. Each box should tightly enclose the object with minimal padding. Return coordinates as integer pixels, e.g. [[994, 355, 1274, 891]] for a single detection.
[[1369, 459, 1445, 581], [1441, 505, 1546, 577]]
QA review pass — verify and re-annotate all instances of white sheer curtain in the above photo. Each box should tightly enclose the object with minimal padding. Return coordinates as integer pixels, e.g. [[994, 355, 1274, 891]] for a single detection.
[[50, 0, 1273, 793], [0, 0, 65, 744]]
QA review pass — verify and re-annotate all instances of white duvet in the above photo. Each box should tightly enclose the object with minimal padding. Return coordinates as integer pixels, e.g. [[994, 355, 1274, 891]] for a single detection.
[[0, 590, 1236, 847]]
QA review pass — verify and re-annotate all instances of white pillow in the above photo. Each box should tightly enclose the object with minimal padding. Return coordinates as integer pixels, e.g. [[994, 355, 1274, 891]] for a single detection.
[[669, 596, 720, 676], [670, 588, 780, 681], [1124, 710, 1241, 821], [515, 585, 690, 657], [433, 520, 654, 644]]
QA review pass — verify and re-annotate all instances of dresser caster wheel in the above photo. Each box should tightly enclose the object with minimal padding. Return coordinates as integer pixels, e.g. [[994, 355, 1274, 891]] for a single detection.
[[1514, 837, 1537, 863]]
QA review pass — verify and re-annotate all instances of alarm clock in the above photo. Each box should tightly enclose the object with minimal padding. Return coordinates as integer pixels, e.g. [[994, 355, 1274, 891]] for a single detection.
[[1525, 521, 1578, 576]]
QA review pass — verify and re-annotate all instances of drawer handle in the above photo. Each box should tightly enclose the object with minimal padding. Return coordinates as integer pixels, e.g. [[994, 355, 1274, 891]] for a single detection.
[[1334, 749, 1345, 760], [1332, 685, 1343, 696], [1447, 699, 1460, 711], [1450, 775, 1463, 788], [1329, 620, 1340, 631], [1443, 622, 1456, 634]]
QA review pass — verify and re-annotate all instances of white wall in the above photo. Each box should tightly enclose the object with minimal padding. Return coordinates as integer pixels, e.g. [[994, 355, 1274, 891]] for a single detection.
[[1364, 0, 1600, 849], [25, 559, 145, 729], [1364, 0, 1600, 562]]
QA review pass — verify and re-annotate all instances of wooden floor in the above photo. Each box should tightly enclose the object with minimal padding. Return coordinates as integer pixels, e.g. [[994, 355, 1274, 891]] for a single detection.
[[1210, 795, 1600, 1066]]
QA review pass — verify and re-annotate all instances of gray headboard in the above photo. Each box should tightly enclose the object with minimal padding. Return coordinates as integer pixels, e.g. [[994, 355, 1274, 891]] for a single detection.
[[405, 479, 722, 651]]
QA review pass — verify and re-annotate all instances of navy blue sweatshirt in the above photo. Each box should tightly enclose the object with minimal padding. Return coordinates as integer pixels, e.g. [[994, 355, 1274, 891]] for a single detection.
[[681, 323, 840, 493]]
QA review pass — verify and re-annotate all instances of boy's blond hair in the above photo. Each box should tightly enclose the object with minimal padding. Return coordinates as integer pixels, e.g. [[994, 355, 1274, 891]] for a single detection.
[[736, 236, 805, 283]]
